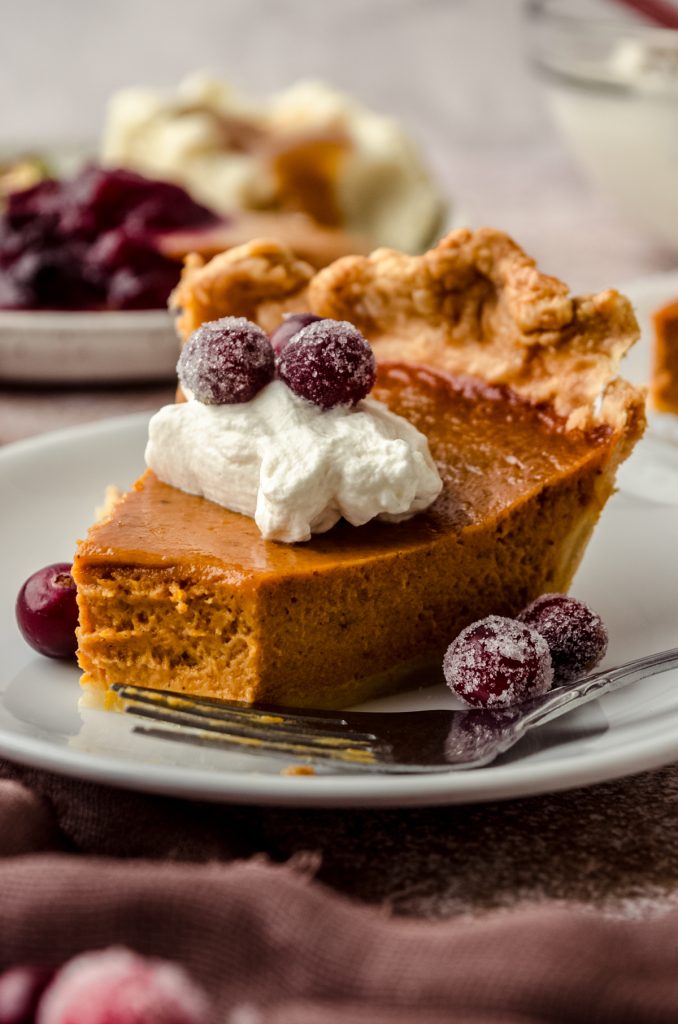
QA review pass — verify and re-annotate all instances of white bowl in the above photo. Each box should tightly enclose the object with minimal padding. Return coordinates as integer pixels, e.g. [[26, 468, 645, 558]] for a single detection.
[[0, 308, 179, 384]]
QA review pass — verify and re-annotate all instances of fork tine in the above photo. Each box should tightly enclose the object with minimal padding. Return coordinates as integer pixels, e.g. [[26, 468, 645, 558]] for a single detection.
[[111, 683, 366, 732], [132, 724, 461, 773], [121, 698, 378, 753], [112, 684, 385, 764], [128, 714, 380, 765]]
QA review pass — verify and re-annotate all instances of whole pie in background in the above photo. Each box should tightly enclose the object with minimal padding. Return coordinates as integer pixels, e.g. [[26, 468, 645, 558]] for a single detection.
[[102, 73, 447, 255]]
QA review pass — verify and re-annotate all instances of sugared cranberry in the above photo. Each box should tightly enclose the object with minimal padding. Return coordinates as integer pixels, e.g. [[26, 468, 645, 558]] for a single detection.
[[0, 966, 54, 1024], [443, 615, 553, 708], [269, 313, 324, 354], [16, 563, 78, 659], [36, 948, 209, 1024], [177, 317, 275, 404], [277, 319, 376, 409], [518, 593, 608, 684], [445, 707, 521, 764]]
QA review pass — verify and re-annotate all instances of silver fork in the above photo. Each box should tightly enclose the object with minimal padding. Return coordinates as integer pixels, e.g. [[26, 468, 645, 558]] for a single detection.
[[111, 647, 678, 773]]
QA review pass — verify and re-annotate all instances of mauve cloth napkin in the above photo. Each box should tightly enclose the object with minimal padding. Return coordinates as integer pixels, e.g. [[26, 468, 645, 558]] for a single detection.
[[2, 767, 678, 1022]]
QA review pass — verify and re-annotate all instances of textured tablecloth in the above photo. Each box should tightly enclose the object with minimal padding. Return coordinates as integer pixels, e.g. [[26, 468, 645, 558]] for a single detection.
[[5, 772, 678, 1024], [2, 752, 678, 921]]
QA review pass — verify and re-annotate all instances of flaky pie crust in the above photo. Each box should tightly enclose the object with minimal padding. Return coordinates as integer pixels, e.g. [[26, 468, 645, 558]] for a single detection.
[[171, 228, 645, 439]]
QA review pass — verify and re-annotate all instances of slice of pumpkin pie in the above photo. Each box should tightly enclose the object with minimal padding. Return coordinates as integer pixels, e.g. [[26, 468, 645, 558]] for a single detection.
[[73, 229, 645, 709]]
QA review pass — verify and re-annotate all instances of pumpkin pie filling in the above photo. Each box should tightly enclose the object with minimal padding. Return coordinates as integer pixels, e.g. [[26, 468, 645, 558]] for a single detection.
[[73, 229, 645, 709], [651, 297, 678, 414], [75, 363, 632, 710]]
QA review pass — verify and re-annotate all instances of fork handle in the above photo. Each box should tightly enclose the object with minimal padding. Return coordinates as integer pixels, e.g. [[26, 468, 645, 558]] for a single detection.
[[519, 646, 678, 731]]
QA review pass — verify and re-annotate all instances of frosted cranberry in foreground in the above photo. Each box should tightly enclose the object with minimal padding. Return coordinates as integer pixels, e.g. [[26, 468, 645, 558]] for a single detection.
[[518, 593, 608, 684], [443, 615, 553, 708], [37, 948, 209, 1024], [177, 316, 275, 405], [269, 312, 324, 353], [277, 318, 376, 409], [0, 966, 54, 1024], [15, 563, 78, 659]]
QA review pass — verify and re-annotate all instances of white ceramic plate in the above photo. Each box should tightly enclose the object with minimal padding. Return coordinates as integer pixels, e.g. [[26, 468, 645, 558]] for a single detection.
[[1, 272, 678, 807]]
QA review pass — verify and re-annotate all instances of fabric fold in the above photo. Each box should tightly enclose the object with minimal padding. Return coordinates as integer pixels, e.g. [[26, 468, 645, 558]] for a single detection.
[[1, 856, 678, 1023]]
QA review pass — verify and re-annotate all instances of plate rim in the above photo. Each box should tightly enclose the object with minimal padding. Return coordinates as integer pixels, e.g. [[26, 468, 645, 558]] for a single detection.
[[0, 707, 677, 808], [0, 308, 173, 327]]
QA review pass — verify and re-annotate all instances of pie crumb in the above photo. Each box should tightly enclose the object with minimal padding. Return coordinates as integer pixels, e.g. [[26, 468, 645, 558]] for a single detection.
[[281, 764, 316, 776]]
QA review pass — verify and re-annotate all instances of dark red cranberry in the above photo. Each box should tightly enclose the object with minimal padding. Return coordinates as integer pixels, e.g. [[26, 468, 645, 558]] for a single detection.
[[107, 266, 180, 311], [0, 966, 54, 1024], [445, 707, 521, 763], [86, 228, 149, 272], [177, 317, 275, 404], [10, 246, 98, 309], [6, 179, 60, 227], [277, 319, 376, 409], [16, 563, 78, 659], [0, 273, 33, 308], [518, 593, 608, 684], [269, 313, 324, 354], [443, 615, 553, 708], [57, 165, 215, 238]]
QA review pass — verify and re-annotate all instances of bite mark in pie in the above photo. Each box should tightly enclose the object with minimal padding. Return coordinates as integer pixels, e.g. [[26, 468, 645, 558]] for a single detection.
[[73, 229, 645, 709]]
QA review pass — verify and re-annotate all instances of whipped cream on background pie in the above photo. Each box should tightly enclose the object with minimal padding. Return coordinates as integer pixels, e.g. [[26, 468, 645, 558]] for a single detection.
[[102, 73, 446, 254]]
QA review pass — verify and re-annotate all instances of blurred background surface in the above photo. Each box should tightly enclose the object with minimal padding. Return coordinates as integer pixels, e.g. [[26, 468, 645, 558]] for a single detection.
[[2, 0, 548, 147], [4, 0, 678, 440], [3, 0, 676, 292]]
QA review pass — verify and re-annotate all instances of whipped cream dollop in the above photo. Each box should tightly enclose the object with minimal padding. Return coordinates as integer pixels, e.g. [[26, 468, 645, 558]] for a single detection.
[[145, 381, 442, 543]]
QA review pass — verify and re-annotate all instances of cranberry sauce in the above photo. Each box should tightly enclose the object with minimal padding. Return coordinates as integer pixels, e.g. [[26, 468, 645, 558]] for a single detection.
[[0, 165, 218, 310]]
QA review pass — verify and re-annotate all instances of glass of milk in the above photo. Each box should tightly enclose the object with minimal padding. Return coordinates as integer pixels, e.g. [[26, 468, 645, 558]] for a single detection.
[[526, 0, 678, 249]]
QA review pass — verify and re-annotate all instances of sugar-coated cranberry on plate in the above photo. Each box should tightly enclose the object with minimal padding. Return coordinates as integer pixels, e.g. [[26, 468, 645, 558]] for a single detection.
[[443, 615, 553, 708], [15, 563, 78, 659], [277, 318, 376, 409], [177, 316, 275, 405], [36, 947, 209, 1024], [518, 593, 608, 684], [269, 312, 324, 353]]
